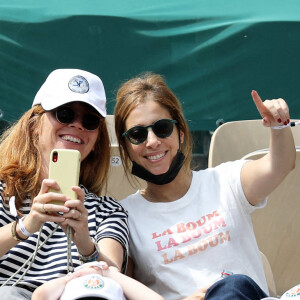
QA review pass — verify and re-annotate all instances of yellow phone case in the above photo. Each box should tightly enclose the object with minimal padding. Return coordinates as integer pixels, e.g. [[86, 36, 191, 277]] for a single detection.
[[48, 149, 81, 205]]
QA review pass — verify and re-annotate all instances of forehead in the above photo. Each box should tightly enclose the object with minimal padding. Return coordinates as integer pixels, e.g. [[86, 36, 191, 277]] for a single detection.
[[63, 102, 99, 115], [125, 100, 172, 128]]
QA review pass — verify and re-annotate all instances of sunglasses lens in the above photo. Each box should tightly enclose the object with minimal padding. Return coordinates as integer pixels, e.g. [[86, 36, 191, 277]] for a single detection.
[[82, 115, 101, 131], [56, 107, 75, 124], [56, 107, 100, 131], [127, 127, 148, 145], [153, 119, 175, 138]]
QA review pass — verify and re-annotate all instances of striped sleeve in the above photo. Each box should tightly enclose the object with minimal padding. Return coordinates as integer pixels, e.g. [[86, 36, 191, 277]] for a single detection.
[[0, 182, 130, 289]]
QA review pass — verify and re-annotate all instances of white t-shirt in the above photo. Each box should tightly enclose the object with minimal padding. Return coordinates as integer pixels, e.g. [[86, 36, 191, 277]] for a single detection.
[[120, 160, 269, 300]]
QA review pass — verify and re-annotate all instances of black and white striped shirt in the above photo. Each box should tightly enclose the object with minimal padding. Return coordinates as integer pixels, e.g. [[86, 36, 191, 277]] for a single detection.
[[0, 181, 129, 291]]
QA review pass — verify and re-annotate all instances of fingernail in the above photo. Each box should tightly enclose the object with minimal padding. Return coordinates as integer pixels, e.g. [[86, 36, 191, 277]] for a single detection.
[[277, 118, 282, 123], [287, 119, 290, 123], [284, 121, 287, 125]]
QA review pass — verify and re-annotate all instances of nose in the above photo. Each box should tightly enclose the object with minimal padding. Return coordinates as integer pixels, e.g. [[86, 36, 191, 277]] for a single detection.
[[68, 115, 84, 131], [145, 127, 160, 148]]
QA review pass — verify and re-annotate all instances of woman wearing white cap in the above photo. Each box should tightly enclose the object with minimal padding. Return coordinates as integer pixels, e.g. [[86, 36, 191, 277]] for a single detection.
[[0, 69, 129, 300]]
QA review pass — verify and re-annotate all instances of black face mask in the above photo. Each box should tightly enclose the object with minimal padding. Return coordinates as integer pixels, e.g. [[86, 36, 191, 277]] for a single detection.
[[131, 150, 186, 185]]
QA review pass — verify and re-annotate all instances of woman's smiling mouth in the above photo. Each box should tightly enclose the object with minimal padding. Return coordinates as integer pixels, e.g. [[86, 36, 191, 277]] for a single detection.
[[61, 135, 83, 144], [146, 151, 166, 161]]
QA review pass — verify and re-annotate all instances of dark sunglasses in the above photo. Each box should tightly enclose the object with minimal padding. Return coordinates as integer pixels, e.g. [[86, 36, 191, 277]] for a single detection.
[[122, 119, 178, 145], [53, 106, 101, 131]]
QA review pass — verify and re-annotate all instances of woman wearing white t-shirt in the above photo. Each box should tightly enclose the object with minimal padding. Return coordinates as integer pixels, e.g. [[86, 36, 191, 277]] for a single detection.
[[114, 73, 295, 300]]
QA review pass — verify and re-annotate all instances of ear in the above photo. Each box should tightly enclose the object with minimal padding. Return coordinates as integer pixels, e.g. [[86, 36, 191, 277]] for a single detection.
[[33, 127, 40, 138], [34, 125, 40, 133], [180, 130, 184, 144]]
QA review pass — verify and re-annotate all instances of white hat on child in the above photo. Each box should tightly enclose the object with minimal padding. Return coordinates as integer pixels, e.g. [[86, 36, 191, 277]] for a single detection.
[[32, 69, 107, 117], [59, 273, 126, 300]]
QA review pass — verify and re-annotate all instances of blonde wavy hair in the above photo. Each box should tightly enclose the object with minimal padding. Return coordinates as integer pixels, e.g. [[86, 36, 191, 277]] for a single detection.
[[114, 72, 193, 178], [0, 105, 110, 211]]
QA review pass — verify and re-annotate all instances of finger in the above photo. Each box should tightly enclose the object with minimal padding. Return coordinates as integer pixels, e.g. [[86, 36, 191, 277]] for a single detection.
[[35, 203, 66, 223], [99, 261, 109, 270], [72, 186, 85, 202], [33, 197, 69, 222], [39, 179, 60, 195], [60, 216, 85, 229], [263, 99, 281, 125], [46, 192, 69, 204], [262, 99, 289, 126], [76, 210, 82, 220], [43, 214, 66, 223], [40, 203, 46, 214], [43, 202, 70, 215], [64, 199, 82, 210], [33, 192, 69, 212], [70, 268, 99, 280], [277, 98, 290, 123], [251, 90, 266, 117], [273, 100, 287, 124], [63, 208, 82, 220]]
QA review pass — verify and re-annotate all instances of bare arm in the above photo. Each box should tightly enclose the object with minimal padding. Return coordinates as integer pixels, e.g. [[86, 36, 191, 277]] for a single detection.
[[0, 180, 68, 257], [104, 266, 164, 300], [115, 256, 163, 300], [98, 237, 125, 270], [241, 91, 296, 205], [125, 256, 134, 277], [0, 223, 20, 257], [32, 276, 68, 300], [181, 287, 208, 300]]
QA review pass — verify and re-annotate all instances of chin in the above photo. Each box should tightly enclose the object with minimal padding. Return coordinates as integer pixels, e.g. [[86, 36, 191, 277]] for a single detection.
[[150, 167, 169, 175]]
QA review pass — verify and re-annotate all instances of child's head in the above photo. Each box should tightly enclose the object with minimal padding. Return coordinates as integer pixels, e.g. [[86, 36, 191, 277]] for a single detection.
[[78, 298, 107, 300], [60, 273, 126, 300]]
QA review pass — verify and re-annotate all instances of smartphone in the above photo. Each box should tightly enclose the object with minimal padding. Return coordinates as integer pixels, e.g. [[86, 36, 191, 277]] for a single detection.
[[48, 149, 81, 205]]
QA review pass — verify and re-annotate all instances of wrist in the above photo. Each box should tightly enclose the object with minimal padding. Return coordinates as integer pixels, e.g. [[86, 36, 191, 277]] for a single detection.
[[77, 237, 95, 256], [18, 217, 32, 238], [11, 220, 27, 241], [78, 237, 100, 263]]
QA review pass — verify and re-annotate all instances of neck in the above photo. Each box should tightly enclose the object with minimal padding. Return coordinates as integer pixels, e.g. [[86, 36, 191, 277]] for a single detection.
[[141, 168, 192, 203]]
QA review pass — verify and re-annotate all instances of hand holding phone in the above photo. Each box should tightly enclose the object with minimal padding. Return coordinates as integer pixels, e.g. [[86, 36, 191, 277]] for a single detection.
[[48, 149, 81, 205]]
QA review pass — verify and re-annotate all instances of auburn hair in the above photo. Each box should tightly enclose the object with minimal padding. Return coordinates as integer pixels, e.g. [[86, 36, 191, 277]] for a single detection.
[[0, 105, 110, 211]]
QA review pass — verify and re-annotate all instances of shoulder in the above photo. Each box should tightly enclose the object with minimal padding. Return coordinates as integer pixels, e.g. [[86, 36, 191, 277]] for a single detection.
[[0, 180, 7, 205], [119, 191, 143, 212], [0, 180, 5, 192], [206, 160, 247, 174], [119, 191, 140, 204], [81, 185, 128, 213], [191, 160, 247, 186]]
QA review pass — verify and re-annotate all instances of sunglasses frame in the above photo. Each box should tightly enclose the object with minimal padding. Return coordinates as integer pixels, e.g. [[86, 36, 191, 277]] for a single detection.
[[122, 119, 178, 145], [54, 106, 101, 131]]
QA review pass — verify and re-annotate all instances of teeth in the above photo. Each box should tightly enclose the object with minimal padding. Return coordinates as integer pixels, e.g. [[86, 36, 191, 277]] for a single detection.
[[147, 153, 165, 161], [61, 135, 82, 144]]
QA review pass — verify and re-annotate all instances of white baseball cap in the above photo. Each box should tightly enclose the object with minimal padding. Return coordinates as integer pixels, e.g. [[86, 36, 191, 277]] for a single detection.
[[59, 273, 126, 300], [32, 69, 107, 117]]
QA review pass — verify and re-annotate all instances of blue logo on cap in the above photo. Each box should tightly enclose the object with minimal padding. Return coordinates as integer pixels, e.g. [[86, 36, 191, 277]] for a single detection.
[[68, 75, 89, 94]]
